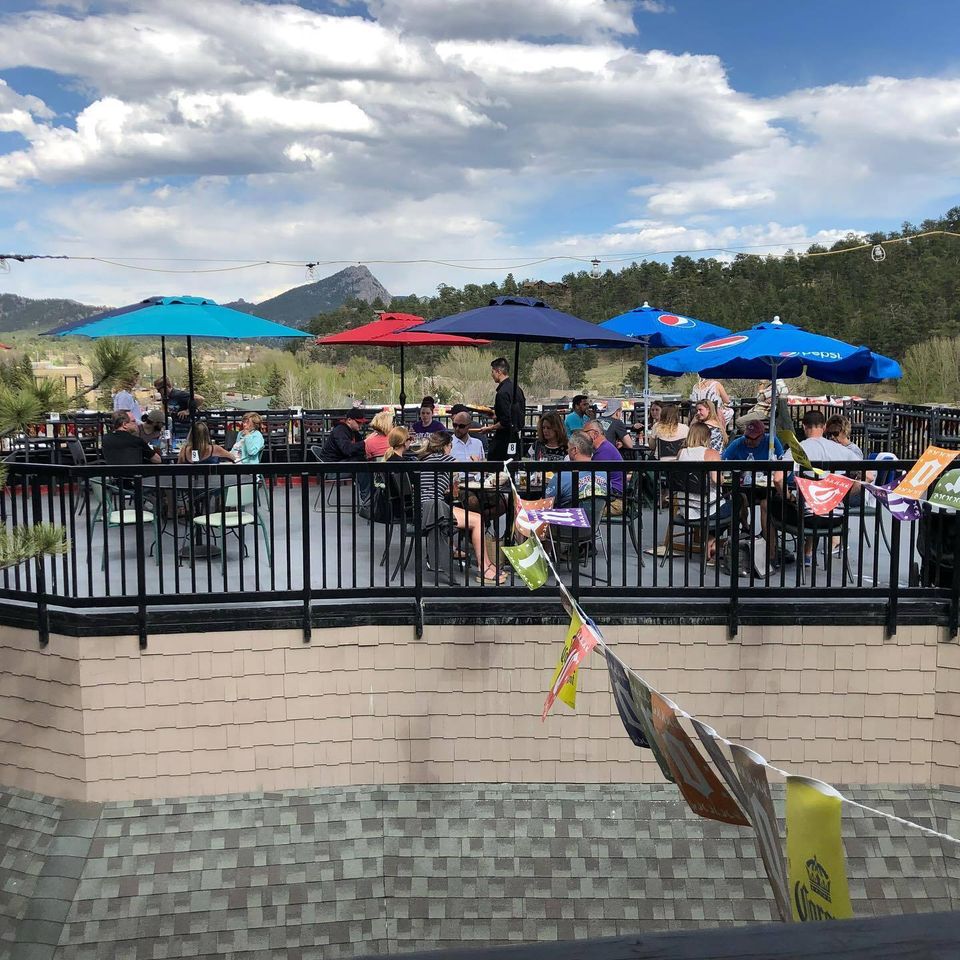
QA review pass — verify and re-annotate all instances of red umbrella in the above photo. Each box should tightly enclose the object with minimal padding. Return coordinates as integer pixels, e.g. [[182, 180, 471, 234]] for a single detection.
[[316, 312, 489, 418]]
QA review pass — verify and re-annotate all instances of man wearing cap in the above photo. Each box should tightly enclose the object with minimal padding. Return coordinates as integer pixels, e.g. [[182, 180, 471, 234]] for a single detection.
[[596, 399, 635, 450], [317, 412, 370, 507], [139, 409, 165, 446]]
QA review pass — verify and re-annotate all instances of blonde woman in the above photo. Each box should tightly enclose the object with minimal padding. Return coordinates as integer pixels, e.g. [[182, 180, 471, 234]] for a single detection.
[[650, 403, 688, 460], [383, 426, 416, 461], [364, 409, 394, 460], [691, 399, 728, 452], [230, 412, 265, 464], [691, 374, 733, 427]]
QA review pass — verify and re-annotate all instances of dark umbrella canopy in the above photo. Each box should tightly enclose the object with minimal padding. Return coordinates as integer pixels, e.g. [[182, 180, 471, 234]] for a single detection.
[[415, 297, 639, 346]]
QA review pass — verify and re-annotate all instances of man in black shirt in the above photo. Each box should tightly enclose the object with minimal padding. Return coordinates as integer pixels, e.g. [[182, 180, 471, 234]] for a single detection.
[[316, 413, 370, 507], [597, 399, 635, 451], [102, 410, 162, 465], [483, 357, 525, 461], [154, 376, 204, 439]]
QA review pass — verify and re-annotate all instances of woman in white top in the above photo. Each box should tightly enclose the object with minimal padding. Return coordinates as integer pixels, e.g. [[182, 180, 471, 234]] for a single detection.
[[676, 422, 730, 561], [691, 374, 733, 427]]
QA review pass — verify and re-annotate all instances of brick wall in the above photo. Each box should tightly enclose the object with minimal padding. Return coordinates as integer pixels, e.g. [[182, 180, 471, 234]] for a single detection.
[[0, 622, 954, 802]]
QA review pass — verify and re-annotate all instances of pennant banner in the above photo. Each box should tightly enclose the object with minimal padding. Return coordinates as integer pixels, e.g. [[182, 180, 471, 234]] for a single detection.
[[778, 429, 812, 472], [892, 444, 958, 499], [690, 719, 750, 814], [605, 650, 650, 748], [542, 618, 600, 721], [514, 496, 554, 539], [865, 481, 922, 522], [501, 535, 549, 590], [730, 744, 792, 923], [786, 777, 853, 922], [547, 612, 585, 713], [928, 467, 960, 512], [794, 474, 854, 516], [523, 507, 590, 529], [650, 693, 749, 826], [628, 673, 676, 783]]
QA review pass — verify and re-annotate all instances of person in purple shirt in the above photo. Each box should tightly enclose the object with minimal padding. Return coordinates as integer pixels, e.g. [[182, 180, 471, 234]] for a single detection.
[[412, 401, 446, 435], [582, 419, 625, 512]]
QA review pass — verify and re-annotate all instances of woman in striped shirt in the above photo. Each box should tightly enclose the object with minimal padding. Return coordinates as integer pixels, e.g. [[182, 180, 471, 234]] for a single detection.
[[418, 432, 506, 584]]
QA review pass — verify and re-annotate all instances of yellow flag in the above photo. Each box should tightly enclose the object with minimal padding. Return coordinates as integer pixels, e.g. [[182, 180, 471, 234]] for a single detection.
[[778, 429, 812, 471], [786, 777, 853, 922], [548, 611, 583, 711]]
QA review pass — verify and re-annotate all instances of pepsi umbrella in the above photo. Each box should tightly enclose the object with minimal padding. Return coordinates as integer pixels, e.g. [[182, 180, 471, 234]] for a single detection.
[[48, 296, 311, 422], [588, 301, 731, 434], [649, 317, 902, 456], [317, 312, 489, 421], [415, 296, 638, 456]]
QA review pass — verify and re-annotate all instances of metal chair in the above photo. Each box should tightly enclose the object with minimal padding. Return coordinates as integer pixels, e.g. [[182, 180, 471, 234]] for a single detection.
[[89, 477, 161, 571], [190, 480, 272, 570], [310, 444, 354, 510], [660, 471, 732, 572]]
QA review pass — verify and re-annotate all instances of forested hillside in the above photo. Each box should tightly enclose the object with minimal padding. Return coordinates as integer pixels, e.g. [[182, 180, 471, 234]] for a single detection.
[[381, 206, 960, 362]]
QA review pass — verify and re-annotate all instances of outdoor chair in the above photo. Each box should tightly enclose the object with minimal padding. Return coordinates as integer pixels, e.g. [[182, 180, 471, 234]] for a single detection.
[[89, 477, 161, 571], [768, 490, 853, 585], [310, 443, 354, 510], [660, 471, 732, 573], [370, 470, 417, 582], [551, 497, 609, 583], [861, 403, 896, 454], [189, 479, 272, 570]]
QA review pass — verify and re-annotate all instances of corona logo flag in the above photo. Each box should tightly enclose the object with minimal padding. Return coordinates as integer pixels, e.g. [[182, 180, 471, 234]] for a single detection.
[[786, 777, 853, 922], [893, 445, 958, 499]]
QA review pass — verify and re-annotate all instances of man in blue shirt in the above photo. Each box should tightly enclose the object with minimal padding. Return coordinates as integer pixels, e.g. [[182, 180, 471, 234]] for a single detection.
[[546, 431, 599, 507], [564, 395, 590, 435], [721, 416, 784, 468]]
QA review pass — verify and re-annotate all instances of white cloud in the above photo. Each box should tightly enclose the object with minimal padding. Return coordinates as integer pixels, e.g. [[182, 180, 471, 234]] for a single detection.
[[369, 0, 636, 40]]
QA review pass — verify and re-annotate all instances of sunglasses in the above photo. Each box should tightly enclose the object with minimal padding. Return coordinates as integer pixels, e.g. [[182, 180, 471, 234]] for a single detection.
[[825, 431, 840, 439]]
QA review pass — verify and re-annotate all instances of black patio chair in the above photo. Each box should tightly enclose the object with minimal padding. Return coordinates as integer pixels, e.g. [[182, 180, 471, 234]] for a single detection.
[[660, 471, 732, 573]]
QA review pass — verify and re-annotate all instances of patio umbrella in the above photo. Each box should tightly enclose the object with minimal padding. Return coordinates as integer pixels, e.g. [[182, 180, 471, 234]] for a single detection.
[[48, 296, 311, 422], [415, 296, 638, 453], [316, 312, 489, 422], [649, 317, 902, 456], [576, 301, 731, 433]]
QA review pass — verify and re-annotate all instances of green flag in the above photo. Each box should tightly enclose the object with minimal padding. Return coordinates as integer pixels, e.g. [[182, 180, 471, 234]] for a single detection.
[[501, 535, 549, 590]]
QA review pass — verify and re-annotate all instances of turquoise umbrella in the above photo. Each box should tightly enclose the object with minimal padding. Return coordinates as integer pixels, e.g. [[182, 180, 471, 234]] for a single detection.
[[49, 296, 311, 421]]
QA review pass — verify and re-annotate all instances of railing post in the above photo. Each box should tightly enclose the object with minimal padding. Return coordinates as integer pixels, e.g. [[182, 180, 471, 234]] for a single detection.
[[133, 476, 148, 649], [728, 470, 741, 638], [949, 509, 960, 640], [886, 513, 902, 638], [412, 472, 424, 639], [301, 469, 312, 643]]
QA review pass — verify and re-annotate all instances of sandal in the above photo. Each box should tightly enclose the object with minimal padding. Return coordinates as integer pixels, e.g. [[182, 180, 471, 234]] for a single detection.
[[476, 567, 509, 585]]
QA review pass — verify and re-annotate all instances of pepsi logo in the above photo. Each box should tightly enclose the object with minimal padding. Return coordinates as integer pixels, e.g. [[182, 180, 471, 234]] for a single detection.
[[696, 334, 748, 352], [657, 314, 695, 329], [779, 351, 798, 358]]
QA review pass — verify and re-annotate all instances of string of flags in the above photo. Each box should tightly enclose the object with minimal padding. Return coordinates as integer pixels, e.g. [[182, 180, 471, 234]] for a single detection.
[[498, 456, 960, 925]]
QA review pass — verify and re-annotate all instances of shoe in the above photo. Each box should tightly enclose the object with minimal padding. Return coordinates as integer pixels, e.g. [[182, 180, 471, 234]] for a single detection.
[[803, 555, 813, 567], [475, 567, 509, 585], [779, 549, 795, 564]]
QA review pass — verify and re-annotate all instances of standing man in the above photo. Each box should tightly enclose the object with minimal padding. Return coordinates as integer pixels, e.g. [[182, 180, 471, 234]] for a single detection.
[[483, 357, 525, 461], [565, 395, 590, 435], [596, 399, 635, 450], [154, 376, 205, 439]]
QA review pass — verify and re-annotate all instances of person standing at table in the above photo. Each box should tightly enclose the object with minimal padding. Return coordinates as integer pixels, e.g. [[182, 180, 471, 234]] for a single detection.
[[154, 376, 204, 438], [483, 357, 525, 462], [102, 410, 161, 465], [113, 372, 142, 423], [691, 373, 733, 428]]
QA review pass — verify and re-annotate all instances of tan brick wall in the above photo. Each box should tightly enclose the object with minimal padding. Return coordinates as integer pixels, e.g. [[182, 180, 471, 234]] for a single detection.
[[0, 621, 955, 802]]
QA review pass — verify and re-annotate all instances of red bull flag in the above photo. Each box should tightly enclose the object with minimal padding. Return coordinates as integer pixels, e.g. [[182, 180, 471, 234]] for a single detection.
[[794, 474, 854, 516]]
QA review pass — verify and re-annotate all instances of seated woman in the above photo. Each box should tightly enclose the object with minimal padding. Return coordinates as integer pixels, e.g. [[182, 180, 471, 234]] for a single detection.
[[178, 421, 235, 465], [230, 412, 265, 464], [691, 399, 728, 452], [676, 423, 730, 561], [527, 412, 568, 462], [365, 409, 395, 460], [418, 431, 506, 584], [382, 426, 417, 461], [650, 403, 688, 460]]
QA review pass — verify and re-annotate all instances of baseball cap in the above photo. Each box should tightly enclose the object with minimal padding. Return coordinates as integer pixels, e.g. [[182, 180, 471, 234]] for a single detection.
[[341, 412, 368, 425], [604, 399, 622, 416], [742, 417, 766, 436], [143, 409, 165, 425]]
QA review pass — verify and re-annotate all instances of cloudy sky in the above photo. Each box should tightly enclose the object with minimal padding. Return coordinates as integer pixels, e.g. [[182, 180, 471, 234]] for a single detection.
[[1, 0, 959, 307]]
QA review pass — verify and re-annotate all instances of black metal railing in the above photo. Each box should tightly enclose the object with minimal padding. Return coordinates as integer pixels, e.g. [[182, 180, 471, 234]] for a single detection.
[[1, 456, 958, 645]]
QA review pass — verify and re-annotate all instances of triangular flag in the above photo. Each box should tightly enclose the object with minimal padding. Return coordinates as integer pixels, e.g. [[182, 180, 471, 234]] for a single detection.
[[794, 474, 854, 516], [778, 430, 812, 471], [892, 444, 958, 499], [547, 612, 584, 713], [605, 650, 650, 748], [626, 673, 675, 783], [500, 536, 549, 590], [865, 481, 922, 522], [542, 618, 600, 720]]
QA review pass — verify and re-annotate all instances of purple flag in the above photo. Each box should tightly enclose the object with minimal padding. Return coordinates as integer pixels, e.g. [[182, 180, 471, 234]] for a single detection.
[[521, 507, 590, 528], [868, 482, 922, 522]]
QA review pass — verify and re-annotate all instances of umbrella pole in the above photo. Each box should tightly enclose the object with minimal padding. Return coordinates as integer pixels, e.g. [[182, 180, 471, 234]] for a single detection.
[[768, 360, 778, 459], [512, 339, 520, 455], [643, 340, 650, 438], [398, 344, 406, 424], [160, 336, 169, 426], [187, 335, 196, 426]]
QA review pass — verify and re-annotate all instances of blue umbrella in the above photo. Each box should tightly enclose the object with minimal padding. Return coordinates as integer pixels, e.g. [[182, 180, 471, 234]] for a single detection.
[[649, 317, 902, 455], [586, 301, 731, 433], [49, 296, 311, 422]]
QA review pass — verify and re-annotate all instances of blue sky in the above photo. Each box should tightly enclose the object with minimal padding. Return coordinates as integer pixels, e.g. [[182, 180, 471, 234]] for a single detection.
[[1, 0, 959, 307]]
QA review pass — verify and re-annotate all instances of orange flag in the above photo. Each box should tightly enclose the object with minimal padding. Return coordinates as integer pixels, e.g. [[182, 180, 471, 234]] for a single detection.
[[893, 445, 958, 499]]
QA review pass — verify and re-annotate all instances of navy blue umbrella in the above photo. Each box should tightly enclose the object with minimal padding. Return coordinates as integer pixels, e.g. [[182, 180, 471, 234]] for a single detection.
[[416, 297, 637, 456], [649, 317, 902, 455]]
